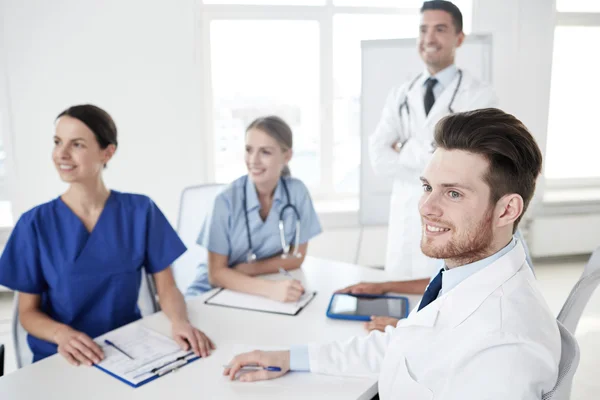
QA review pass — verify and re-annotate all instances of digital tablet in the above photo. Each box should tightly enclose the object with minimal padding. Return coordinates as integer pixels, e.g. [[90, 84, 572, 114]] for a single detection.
[[326, 293, 409, 321]]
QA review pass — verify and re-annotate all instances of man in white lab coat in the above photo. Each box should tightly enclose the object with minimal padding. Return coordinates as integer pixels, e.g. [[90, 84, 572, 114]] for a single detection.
[[224, 108, 561, 399], [371, 1, 498, 278]]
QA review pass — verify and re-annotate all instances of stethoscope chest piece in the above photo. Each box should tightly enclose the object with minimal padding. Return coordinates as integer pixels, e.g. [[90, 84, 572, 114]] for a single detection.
[[243, 176, 303, 262]]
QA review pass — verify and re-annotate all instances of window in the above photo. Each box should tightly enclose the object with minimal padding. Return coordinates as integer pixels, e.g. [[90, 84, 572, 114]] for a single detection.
[[210, 20, 320, 186], [200, 0, 472, 198], [205, 0, 324, 4], [332, 14, 419, 193], [0, 112, 13, 227], [556, 0, 600, 13], [546, 9, 600, 183]]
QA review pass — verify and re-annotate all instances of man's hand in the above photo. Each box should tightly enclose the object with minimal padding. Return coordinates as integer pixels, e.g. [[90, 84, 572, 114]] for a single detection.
[[224, 350, 290, 382], [335, 282, 387, 295], [364, 316, 400, 332]]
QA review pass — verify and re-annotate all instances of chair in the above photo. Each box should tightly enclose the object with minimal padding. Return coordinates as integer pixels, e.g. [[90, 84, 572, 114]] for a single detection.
[[172, 184, 225, 294], [557, 246, 600, 334], [0, 343, 4, 377], [542, 247, 600, 399], [542, 321, 580, 400], [11, 269, 159, 369]]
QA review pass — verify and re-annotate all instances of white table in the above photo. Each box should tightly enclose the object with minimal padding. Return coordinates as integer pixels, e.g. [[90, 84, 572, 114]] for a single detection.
[[0, 257, 421, 400]]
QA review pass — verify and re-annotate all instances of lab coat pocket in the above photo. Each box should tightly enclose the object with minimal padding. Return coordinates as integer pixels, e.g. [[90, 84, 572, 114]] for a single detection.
[[379, 354, 433, 400]]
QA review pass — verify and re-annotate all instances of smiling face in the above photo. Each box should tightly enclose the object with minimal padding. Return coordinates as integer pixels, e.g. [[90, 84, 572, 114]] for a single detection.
[[419, 148, 498, 267], [418, 9, 464, 74], [244, 127, 291, 187], [52, 116, 115, 184]]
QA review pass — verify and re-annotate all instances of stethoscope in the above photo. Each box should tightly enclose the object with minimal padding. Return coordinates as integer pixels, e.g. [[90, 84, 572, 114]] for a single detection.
[[242, 175, 302, 263], [398, 69, 463, 123]]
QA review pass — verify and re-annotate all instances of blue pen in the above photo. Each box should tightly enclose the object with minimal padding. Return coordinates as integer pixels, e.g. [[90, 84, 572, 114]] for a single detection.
[[104, 339, 134, 360], [278, 267, 293, 278], [223, 364, 282, 372]]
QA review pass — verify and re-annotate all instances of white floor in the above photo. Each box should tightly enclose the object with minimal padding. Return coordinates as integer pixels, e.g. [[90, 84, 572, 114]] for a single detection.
[[0, 258, 598, 399]]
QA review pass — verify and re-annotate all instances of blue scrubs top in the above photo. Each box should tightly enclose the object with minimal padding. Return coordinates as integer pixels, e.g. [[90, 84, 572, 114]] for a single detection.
[[186, 175, 322, 296], [0, 191, 186, 362]]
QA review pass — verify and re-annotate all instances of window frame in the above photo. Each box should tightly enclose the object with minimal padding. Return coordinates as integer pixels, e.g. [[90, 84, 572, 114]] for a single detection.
[[0, 44, 15, 207], [546, 11, 600, 189], [197, 0, 422, 200]]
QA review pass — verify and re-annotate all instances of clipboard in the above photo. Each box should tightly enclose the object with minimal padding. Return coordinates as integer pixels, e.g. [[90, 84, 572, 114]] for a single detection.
[[204, 288, 317, 316], [93, 325, 200, 388]]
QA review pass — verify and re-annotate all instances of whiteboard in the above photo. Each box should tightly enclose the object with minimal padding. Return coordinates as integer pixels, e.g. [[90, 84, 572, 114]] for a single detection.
[[359, 35, 493, 226]]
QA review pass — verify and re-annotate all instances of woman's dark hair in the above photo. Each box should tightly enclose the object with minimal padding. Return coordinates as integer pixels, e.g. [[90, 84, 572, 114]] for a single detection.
[[56, 104, 118, 149], [421, 1, 463, 33], [246, 116, 293, 177], [434, 108, 543, 231]]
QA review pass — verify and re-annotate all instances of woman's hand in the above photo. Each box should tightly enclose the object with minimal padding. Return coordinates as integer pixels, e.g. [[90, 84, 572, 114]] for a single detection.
[[172, 320, 216, 358], [268, 279, 305, 302], [54, 325, 104, 366]]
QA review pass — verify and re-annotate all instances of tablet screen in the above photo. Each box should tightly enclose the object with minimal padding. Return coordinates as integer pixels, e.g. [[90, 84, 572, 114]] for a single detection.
[[329, 294, 408, 319]]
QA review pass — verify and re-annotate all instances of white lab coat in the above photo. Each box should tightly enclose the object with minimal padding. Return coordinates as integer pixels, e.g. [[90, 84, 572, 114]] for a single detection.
[[307, 241, 561, 400], [369, 69, 499, 278]]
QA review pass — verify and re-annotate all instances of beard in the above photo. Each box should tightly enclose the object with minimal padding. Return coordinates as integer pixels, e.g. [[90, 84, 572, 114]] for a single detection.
[[421, 208, 494, 266]]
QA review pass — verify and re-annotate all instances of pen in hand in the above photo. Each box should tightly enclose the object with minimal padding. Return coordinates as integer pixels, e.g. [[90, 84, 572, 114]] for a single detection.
[[278, 267, 306, 295], [278, 267, 293, 279], [223, 364, 282, 372]]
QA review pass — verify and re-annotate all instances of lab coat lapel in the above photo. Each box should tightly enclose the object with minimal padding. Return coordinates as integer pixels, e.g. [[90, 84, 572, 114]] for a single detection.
[[400, 241, 527, 329], [398, 296, 442, 328], [440, 241, 527, 328], [407, 75, 428, 132], [424, 72, 460, 124]]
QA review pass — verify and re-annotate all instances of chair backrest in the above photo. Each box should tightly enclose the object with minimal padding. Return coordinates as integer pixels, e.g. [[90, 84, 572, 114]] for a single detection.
[[172, 184, 225, 294], [12, 269, 159, 369], [11, 293, 31, 369], [138, 269, 160, 315], [0, 343, 5, 377], [542, 320, 580, 400], [557, 246, 600, 334]]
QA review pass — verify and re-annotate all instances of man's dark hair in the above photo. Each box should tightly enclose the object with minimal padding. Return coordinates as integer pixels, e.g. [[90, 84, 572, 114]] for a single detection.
[[421, 1, 463, 33], [434, 108, 543, 231]]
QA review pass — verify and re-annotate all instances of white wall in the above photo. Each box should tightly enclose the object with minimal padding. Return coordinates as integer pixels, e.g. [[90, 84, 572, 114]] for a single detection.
[[2, 0, 578, 265], [1, 0, 204, 223], [472, 0, 556, 211]]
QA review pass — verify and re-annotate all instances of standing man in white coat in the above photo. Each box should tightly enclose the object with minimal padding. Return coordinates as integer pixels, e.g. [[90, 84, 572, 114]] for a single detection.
[[370, 0, 498, 278], [224, 109, 561, 399]]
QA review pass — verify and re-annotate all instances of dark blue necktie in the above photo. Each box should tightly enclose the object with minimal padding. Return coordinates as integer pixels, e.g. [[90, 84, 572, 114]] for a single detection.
[[418, 268, 444, 311], [424, 77, 438, 116]]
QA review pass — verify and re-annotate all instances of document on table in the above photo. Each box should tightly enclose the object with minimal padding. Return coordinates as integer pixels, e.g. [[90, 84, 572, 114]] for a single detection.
[[204, 288, 316, 316], [94, 324, 199, 388]]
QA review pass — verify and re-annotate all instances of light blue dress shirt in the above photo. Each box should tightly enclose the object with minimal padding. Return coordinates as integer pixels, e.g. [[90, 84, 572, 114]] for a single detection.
[[290, 234, 532, 371], [438, 237, 516, 298], [421, 64, 459, 101], [185, 175, 322, 296]]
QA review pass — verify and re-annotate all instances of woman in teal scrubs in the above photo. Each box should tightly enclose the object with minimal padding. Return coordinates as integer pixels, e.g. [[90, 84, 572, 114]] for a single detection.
[[186, 116, 322, 302]]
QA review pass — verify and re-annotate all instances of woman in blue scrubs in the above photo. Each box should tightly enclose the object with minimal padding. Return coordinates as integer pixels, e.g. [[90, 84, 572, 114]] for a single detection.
[[0, 105, 214, 366], [186, 116, 322, 302]]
